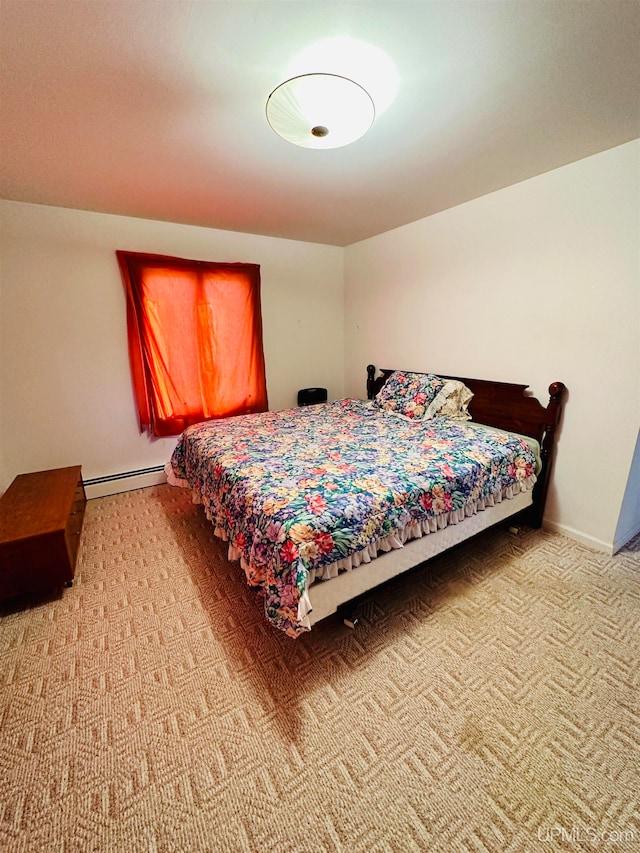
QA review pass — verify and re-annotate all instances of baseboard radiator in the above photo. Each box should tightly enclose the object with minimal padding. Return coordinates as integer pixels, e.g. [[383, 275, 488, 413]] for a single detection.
[[83, 465, 167, 499]]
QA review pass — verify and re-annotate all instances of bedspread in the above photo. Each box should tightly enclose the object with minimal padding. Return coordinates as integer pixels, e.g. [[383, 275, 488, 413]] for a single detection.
[[167, 399, 536, 637]]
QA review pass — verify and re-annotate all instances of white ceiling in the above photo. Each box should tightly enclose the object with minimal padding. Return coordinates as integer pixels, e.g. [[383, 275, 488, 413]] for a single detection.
[[1, 1, 639, 247]]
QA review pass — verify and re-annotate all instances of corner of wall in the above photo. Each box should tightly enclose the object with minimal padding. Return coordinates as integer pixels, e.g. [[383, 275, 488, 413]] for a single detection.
[[613, 427, 640, 553]]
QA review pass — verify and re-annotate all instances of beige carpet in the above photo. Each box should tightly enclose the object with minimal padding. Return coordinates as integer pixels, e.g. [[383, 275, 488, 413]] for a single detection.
[[1, 484, 639, 853]]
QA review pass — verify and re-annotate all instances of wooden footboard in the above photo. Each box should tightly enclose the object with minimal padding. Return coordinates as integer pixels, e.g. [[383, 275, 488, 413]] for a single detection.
[[366, 365, 566, 528]]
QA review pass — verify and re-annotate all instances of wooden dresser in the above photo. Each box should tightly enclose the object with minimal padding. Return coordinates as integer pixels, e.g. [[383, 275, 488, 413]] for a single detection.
[[0, 466, 86, 602]]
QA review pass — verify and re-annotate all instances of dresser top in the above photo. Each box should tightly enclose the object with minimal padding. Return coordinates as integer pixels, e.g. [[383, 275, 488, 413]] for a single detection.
[[0, 466, 83, 542]]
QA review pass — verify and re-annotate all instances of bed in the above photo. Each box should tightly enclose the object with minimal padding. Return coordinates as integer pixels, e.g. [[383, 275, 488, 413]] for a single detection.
[[166, 365, 565, 637]]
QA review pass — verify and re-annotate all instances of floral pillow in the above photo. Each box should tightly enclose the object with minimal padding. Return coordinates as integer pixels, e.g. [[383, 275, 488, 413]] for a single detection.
[[373, 371, 445, 420]]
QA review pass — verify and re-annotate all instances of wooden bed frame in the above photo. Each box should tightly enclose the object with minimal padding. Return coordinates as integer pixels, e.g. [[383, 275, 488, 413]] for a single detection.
[[305, 366, 566, 628]]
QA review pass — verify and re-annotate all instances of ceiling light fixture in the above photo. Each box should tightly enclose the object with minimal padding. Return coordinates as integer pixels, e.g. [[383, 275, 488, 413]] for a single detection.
[[265, 73, 375, 149]]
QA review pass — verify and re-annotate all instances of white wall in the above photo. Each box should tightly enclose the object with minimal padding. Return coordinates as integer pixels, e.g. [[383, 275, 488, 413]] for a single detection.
[[344, 141, 640, 552], [0, 201, 344, 492]]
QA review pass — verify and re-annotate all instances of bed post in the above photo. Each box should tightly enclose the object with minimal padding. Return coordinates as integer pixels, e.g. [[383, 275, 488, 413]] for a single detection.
[[529, 381, 566, 528], [366, 364, 377, 400]]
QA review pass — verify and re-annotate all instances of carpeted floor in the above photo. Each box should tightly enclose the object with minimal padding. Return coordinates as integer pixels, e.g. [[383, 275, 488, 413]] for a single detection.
[[1, 484, 639, 853]]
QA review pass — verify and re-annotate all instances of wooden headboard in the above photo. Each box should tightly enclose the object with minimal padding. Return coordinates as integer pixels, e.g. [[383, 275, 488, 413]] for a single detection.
[[366, 364, 566, 528]]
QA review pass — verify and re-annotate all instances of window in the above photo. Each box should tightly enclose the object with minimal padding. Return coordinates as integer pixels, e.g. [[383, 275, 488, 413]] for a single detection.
[[116, 251, 268, 437]]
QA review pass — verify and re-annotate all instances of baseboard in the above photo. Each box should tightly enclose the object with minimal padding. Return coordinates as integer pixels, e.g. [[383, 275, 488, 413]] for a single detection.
[[84, 466, 167, 499], [543, 519, 613, 554]]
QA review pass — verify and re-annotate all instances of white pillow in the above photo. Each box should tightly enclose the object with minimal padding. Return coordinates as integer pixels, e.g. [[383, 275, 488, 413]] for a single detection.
[[424, 379, 473, 420]]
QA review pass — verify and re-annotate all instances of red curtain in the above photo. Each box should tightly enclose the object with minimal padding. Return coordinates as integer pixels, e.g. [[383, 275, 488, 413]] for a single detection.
[[116, 251, 268, 437]]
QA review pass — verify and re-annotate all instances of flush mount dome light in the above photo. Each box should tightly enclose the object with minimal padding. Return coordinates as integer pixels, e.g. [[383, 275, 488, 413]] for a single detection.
[[266, 73, 375, 149]]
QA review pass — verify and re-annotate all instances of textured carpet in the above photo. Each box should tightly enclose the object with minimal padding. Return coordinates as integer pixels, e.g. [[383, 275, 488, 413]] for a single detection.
[[1, 485, 638, 853]]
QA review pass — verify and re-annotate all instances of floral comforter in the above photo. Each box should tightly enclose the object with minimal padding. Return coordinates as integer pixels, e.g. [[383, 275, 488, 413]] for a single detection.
[[167, 399, 536, 637]]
